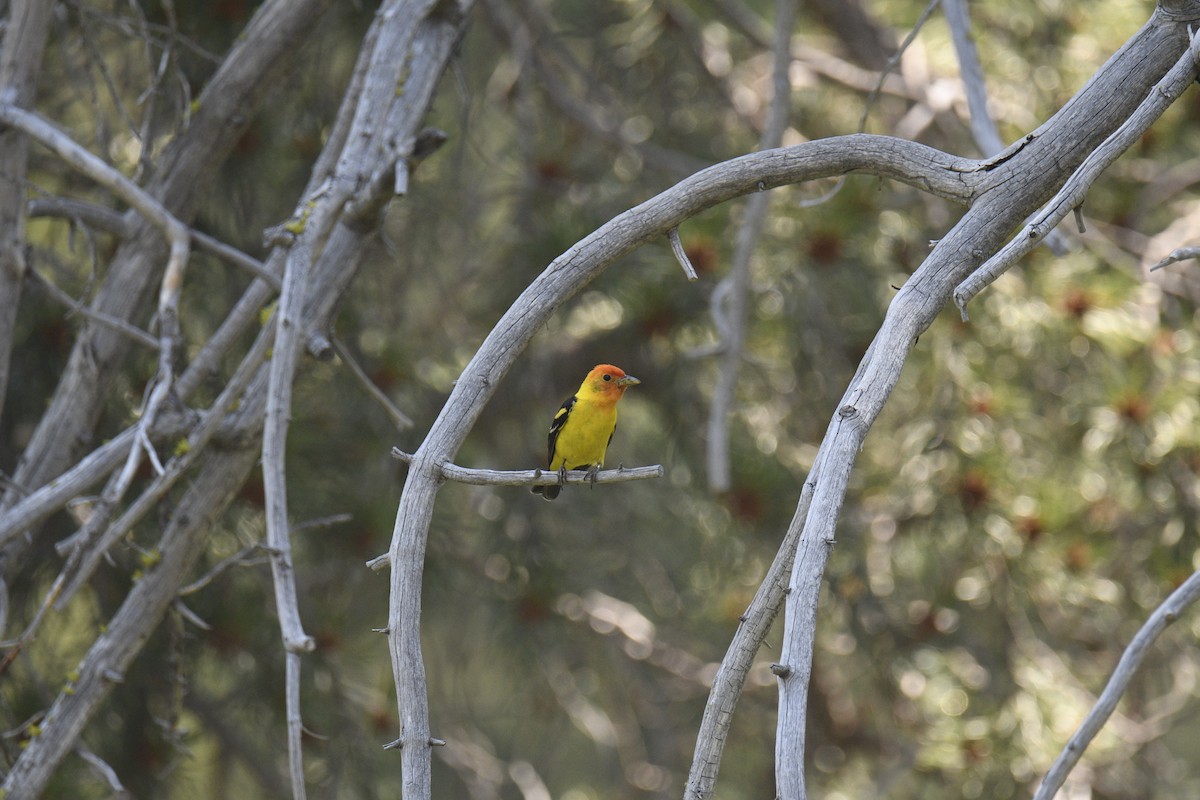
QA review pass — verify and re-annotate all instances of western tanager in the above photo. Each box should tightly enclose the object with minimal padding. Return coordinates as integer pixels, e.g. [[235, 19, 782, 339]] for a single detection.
[[532, 364, 640, 500]]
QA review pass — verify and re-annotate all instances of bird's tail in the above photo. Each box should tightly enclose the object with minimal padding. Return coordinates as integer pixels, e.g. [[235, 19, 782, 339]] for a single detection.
[[531, 484, 560, 501]]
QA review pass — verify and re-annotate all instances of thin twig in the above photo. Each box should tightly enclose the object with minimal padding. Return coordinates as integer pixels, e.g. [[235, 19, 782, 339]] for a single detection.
[[1149, 245, 1200, 271], [1032, 569, 1200, 800], [292, 512, 353, 533], [173, 599, 212, 631], [331, 336, 414, 429], [179, 543, 266, 595], [858, 0, 941, 133], [192, 228, 280, 287], [26, 264, 160, 350], [668, 228, 699, 281], [75, 745, 131, 798], [28, 195, 280, 287]]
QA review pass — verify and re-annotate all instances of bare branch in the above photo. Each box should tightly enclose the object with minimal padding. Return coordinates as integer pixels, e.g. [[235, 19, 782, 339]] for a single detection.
[[54, 319, 274, 611], [771, 12, 1200, 800], [686, 469, 818, 799], [332, 337, 414, 430], [942, 0, 1004, 156], [26, 196, 131, 236], [0, 1, 347, 794], [0, 105, 192, 254], [0, 319, 272, 659], [0, 0, 338, 577], [668, 228, 699, 282], [858, 0, 941, 133], [954, 25, 1200, 317], [260, 191, 322, 799], [284, 651, 307, 800], [1033, 569, 1200, 800], [0, 106, 196, 589], [258, 3, 475, 797], [386, 124, 978, 800], [0, 263, 276, 549], [0, 433, 131, 548], [0, 0, 56, 430], [179, 543, 266, 596], [27, 196, 280, 287], [0, 440, 261, 797], [705, 0, 796, 494], [390, 447, 664, 488], [1150, 245, 1200, 271], [75, 745, 130, 798], [26, 263, 160, 351]]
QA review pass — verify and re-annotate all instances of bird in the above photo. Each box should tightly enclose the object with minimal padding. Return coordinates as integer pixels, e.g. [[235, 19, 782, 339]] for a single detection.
[[532, 364, 640, 500]]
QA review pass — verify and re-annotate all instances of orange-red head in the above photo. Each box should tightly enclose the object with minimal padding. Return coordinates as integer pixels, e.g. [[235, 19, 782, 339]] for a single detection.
[[578, 364, 640, 403]]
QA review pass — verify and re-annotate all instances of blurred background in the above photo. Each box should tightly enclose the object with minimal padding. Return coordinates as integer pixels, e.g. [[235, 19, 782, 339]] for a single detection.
[[3, 0, 1200, 797]]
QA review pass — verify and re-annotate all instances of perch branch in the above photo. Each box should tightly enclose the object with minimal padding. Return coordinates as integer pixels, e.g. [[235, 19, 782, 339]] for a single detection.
[[390, 447, 664, 487]]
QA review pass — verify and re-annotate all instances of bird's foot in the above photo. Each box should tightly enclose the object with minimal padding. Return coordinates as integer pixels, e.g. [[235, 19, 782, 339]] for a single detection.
[[585, 464, 600, 488]]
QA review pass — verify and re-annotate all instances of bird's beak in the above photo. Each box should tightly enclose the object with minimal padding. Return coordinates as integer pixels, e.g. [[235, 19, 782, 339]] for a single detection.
[[617, 375, 640, 388]]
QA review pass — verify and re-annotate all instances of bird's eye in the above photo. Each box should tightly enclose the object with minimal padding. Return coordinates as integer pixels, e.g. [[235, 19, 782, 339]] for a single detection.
[[603, 373, 612, 381]]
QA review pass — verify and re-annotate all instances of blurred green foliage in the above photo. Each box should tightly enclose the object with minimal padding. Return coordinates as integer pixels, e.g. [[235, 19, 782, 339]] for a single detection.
[[3, 0, 1200, 798]]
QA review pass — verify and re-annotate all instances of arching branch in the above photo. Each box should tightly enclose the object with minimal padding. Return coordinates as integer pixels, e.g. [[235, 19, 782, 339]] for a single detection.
[[386, 131, 984, 800]]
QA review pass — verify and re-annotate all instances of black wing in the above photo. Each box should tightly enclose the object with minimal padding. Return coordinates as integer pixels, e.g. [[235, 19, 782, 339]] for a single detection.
[[546, 394, 577, 466]]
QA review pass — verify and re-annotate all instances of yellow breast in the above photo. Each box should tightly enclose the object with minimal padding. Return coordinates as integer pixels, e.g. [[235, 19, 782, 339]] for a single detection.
[[550, 400, 618, 471]]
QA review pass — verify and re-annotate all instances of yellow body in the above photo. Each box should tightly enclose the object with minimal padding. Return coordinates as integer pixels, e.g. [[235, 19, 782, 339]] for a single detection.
[[549, 392, 619, 472], [533, 364, 640, 500]]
